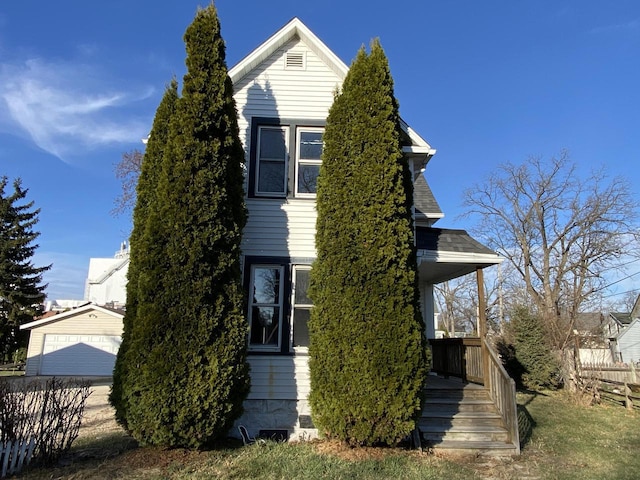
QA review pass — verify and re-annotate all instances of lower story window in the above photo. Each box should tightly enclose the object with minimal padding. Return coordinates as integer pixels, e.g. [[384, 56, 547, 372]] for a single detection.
[[246, 259, 312, 352], [292, 267, 311, 349], [249, 265, 284, 350]]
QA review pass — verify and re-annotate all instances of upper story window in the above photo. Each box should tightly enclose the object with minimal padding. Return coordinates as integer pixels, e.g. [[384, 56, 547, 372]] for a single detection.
[[296, 128, 323, 197], [250, 118, 324, 199], [256, 126, 288, 195]]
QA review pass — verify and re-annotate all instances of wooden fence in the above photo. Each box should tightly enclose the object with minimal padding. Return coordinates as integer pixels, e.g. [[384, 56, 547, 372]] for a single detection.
[[580, 362, 638, 384], [597, 379, 640, 410], [577, 361, 640, 410]]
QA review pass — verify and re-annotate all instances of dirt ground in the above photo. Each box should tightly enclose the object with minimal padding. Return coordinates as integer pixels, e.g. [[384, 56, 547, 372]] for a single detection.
[[79, 382, 123, 441], [75, 385, 532, 480]]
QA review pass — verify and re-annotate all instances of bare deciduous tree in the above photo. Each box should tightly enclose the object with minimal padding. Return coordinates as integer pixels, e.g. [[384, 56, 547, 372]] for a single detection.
[[434, 269, 503, 337], [463, 151, 640, 350], [111, 149, 143, 217], [434, 275, 477, 336]]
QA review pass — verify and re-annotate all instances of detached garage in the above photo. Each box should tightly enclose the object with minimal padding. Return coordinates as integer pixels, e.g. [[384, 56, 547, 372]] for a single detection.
[[21, 303, 124, 377]]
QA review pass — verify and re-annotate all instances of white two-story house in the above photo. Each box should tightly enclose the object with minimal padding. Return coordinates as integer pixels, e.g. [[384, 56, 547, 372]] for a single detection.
[[229, 18, 502, 440]]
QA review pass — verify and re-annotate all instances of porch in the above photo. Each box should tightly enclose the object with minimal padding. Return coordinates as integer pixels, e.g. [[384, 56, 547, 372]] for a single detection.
[[423, 337, 520, 455], [414, 226, 518, 454]]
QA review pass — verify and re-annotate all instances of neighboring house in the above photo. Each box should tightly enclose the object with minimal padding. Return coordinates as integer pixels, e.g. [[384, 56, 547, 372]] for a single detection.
[[603, 311, 634, 340], [20, 303, 124, 376], [574, 312, 606, 347], [608, 293, 640, 363], [610, 318, 640, 363], [228, 18, 501, 439], [84, 242, 129, 308]]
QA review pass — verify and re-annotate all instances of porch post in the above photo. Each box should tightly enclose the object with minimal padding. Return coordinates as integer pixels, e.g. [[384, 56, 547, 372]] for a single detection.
[[477, 267, 490, 387], [422, 283, 436, 340]]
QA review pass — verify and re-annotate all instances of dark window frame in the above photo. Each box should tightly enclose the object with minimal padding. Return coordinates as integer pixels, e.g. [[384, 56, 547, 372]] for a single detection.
[[243, 256, 313, 355], [248, 117, 325, 199]]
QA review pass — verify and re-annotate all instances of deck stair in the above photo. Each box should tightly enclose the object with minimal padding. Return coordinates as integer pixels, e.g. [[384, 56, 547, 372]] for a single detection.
[[418, 375, 518, 456]]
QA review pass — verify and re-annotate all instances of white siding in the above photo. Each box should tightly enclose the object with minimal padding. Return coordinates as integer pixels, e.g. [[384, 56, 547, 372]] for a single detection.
[[242, 199, 317, 258], [235, 37, 341, 260], [234, 37, 340, 404], [234, 37, 341, 131], [24, 310, 123, 376], [247, 354, 310, 401], [618, 321, 640, 363], [85, 258, 128, 305]]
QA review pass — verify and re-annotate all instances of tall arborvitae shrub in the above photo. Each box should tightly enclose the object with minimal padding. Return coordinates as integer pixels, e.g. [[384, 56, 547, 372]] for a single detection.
[[110, 80, 178, 428], [308, 40, 428, 446], [115, 4, 250, 448], [511, 306, 560, 390]]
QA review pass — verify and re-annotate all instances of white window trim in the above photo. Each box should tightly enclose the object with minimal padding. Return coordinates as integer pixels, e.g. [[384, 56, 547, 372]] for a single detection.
[[255, 126, 289, 197], [294, 127, 324, 198], [248, 264, 285, 352]]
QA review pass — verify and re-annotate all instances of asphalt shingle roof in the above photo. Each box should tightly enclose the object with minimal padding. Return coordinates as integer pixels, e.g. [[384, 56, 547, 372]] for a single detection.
[[415, 227, 496, 255], [414, 174, 442, 218]]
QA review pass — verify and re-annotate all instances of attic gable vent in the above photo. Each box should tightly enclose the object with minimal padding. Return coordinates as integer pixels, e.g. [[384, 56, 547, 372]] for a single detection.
[[285, 51, 306, 70]]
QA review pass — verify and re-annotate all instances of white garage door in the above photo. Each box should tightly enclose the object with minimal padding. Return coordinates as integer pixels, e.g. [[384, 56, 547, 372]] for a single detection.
[[41, 334, 122, 376]]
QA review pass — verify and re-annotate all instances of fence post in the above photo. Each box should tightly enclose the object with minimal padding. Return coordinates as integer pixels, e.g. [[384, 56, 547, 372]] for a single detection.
[[625, 382, 633, 410]]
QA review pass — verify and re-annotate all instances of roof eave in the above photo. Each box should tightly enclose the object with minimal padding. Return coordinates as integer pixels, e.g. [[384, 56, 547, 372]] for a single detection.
[[20, 303, 124, 330], [417, 249, 504, 266], [402, 146, 437, 156], [229, 17, 349, 85], [228, 18, 435, 155]]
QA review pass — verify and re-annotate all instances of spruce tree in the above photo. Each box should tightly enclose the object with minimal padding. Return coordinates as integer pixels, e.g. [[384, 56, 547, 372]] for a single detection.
[[118, 4, 250, 448], [511, 306, 559, 390], [308, 41, 428, 446], [110, 80, 178, 427], [0, 177, 50, 362]]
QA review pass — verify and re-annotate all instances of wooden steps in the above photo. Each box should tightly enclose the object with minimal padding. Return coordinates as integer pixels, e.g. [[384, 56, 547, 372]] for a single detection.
[[418, 376, 518, 456]]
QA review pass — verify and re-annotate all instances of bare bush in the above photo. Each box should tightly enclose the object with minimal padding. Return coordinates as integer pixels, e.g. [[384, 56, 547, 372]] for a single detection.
[[0, 377, 91, 465]]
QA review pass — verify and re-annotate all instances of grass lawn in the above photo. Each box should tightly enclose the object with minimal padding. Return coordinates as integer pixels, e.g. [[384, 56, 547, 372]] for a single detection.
[[20, 390, 640, 479]]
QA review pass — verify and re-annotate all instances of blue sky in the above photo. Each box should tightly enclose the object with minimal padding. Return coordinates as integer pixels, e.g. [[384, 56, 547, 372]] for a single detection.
[[1, 1, 639, 301]]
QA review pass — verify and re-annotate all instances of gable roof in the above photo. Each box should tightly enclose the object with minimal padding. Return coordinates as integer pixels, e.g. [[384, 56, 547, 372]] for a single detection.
[[229, 17, 348, 85], [632, 293, 640, 319], [228, 17, 436, 155], [616, 317, 640, 341], [20, 303, 124, 330], [610, 312, 633, 326]]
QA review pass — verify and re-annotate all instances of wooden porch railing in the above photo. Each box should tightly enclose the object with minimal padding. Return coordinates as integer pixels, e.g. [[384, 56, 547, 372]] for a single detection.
[[429, 338, 483, 383], [429, 337, 520, 452], [484, 338, 520, 453]]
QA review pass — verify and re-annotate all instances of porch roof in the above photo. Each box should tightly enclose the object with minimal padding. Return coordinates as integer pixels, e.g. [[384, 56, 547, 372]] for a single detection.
[[416, 227, 502, 284]]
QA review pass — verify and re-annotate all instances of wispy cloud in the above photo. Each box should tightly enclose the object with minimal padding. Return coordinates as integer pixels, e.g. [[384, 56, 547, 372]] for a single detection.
[[590, 17, 640, 35], [0, 58, 155, 162], [34, 251, 89, 300]]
